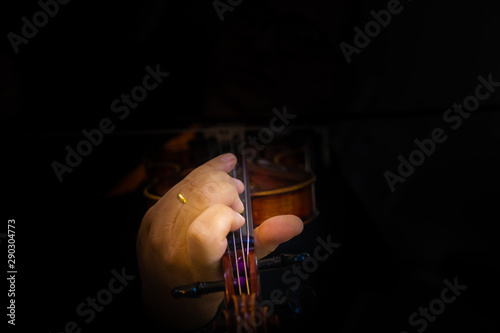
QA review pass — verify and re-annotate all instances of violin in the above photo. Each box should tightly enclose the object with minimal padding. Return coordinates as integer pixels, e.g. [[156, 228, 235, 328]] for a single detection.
[[145, 127, 318, 332], [143, 130, 318, 227]]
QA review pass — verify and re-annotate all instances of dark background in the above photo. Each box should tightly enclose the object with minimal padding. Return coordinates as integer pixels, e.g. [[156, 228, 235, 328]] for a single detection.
[[1, 0, 499, 332]]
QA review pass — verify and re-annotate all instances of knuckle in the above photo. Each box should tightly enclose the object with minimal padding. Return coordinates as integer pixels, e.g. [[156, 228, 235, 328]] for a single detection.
[[187, 221, 211, 248], [188, 172, 236, 202], [210, 203, 232, 215], [179, 168, 241, 215]]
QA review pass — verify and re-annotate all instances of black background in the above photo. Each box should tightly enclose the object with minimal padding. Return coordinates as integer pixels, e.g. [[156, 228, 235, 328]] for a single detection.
[[1, 0, 499, 332]]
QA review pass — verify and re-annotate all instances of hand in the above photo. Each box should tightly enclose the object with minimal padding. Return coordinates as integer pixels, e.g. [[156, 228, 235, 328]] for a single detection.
[[136, 153, 303, 330]]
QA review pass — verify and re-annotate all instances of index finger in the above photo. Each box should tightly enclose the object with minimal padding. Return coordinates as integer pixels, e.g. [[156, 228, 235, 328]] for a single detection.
[[195, 153, 238, 174], [187, 153, 244, 193]]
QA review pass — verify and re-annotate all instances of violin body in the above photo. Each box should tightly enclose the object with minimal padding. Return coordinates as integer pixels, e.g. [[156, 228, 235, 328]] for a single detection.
[[247, 161, 317, 226]]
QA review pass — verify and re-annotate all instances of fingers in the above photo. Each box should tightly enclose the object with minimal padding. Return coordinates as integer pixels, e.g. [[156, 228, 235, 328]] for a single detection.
[[254, 215, 304, 259], [187, 204, 245, 276], [151, 153, 244, 220], [232, 178, 245, 194], [182, 153, 244, 213], [202, 153, 245, 198], [195, 153, 238, 175]]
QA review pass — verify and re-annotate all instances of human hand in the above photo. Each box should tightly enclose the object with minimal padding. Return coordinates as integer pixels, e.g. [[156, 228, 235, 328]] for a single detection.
[[137, 153, 303, 330]]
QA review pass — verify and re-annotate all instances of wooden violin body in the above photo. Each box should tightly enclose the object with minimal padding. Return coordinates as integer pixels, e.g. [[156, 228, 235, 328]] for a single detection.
[[247, 161, 317, 226]]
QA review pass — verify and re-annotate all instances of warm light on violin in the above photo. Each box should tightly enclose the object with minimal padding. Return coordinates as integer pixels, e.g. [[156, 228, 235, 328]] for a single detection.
[[165, 128, 318, 333]]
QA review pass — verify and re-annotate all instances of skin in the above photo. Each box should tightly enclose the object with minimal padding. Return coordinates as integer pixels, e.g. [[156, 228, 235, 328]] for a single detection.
[[137, 153, 304, 330]]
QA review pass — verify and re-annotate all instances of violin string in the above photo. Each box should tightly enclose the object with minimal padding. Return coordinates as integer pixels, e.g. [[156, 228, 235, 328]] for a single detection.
[[229, 134, 250, 294], [242, 151, 251, 272], [216, 131, 243, 295], [240, 149, 251, 294], [232, 231, 242, 294]]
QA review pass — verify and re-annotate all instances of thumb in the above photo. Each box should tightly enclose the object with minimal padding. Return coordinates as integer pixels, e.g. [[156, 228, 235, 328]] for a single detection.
[[254, 215, 304, 259]]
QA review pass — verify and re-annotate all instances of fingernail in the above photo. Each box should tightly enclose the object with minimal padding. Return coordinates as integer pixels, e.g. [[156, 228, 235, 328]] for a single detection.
[[220, 153, 235, 162]]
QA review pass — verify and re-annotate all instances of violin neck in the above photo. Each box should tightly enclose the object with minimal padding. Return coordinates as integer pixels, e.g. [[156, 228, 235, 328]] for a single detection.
[[214, 127, 255, 233], [237, 154, 254, 235]]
